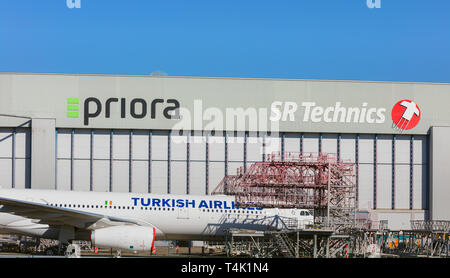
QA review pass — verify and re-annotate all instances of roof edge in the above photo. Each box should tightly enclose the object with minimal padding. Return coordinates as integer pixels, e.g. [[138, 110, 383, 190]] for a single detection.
[[1, 72, 449, 85]]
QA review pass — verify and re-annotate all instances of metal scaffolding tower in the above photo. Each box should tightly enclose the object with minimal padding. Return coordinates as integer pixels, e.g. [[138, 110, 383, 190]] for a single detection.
[[212, 152, 356, 231]]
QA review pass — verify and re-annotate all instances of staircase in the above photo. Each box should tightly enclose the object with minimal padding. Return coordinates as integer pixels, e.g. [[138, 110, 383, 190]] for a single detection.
[[272, 232, 296, 257]]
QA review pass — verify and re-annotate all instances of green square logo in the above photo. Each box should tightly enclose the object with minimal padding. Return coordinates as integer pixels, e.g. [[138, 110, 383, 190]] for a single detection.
[[67, 98, 79, 118]]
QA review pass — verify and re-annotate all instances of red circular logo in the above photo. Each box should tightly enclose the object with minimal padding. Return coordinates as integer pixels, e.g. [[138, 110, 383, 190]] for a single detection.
[[391, 100, 421, 130]]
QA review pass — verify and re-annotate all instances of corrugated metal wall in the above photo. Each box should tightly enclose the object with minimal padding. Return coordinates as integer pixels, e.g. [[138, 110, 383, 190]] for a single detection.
[[0, 128, 427, 211]]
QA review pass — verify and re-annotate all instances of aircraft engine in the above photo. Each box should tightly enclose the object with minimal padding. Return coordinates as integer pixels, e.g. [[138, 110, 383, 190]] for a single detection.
[[91, 225, 155, 251]]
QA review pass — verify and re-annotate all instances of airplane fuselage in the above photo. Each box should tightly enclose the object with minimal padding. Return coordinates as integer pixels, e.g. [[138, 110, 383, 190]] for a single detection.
[[0, 189, 314, 243]]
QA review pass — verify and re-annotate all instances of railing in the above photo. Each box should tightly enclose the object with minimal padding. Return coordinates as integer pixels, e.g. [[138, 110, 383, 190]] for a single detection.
[[410, 220, 450, 232]]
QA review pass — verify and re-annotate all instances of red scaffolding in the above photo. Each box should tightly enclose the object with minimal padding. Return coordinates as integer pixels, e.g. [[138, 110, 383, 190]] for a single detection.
[[212, 152, 356, 228]]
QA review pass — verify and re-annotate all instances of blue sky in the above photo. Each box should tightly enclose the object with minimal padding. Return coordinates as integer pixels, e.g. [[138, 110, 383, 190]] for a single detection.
[[0, 0, 449, 82]]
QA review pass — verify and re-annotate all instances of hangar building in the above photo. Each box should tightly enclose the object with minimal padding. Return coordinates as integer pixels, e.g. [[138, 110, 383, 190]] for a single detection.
[[1, 73, 449, 230]]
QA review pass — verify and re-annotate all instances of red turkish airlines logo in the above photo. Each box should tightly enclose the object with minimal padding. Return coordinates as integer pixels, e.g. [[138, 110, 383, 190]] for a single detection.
[[391, 100, 421, 130]]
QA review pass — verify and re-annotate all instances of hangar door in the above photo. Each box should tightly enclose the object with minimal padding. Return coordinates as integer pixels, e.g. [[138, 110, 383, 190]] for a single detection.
[[0, 128, 31, 189]]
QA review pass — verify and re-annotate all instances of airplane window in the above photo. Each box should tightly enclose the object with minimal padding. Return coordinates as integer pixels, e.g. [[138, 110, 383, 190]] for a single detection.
[[132, 207, 134, 210]]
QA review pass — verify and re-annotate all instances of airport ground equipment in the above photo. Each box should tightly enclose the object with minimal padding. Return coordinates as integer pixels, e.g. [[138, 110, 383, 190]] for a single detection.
[[65, 244, 81, 258]]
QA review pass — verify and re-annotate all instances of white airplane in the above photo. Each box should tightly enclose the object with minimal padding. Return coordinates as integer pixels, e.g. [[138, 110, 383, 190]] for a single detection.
[[0, 188, 314, 253]]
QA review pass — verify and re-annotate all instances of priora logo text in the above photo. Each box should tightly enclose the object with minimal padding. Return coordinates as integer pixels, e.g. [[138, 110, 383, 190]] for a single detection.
[[82, 97, 180, 125]]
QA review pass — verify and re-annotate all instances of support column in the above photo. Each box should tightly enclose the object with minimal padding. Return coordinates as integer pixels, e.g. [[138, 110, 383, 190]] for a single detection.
[[31, 118, 56, 189], [313, 234, 318, 258], [326, 237, 330, 258], [430, 126, 450, 221]]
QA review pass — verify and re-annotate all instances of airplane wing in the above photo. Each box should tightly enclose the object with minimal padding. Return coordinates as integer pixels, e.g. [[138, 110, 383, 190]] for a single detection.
[[0, 196, 140, 230]]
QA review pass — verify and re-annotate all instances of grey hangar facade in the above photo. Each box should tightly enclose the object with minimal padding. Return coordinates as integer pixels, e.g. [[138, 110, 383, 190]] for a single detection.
[[1, 73, 449, 230]]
